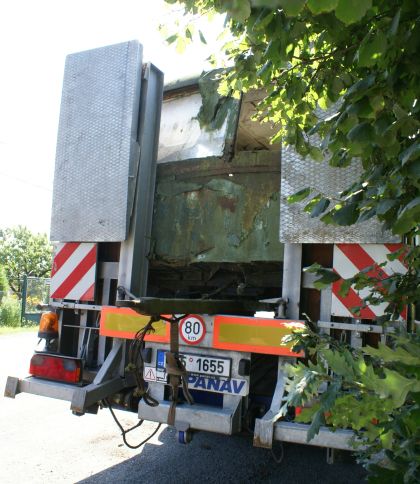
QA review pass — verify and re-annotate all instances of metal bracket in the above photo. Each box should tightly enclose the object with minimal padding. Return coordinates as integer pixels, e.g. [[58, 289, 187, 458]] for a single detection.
[[71, 339, 125, 414], [317, 320, 395, 334], [4, 376, 19, 398], [49, 302, 102, 311], [253, 358, 286, 449], [326, 447, 335, 464], [93, 339, 123, 384], [259, 298, 288, 318], [71, 377, 126, 414]]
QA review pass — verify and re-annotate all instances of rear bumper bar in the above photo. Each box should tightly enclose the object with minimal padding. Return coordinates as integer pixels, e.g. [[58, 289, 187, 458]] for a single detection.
[[138, 398, 354, 450], [138, 398, 242, 435], [4, 375, 127, 414], [274, 421, 354, 450]]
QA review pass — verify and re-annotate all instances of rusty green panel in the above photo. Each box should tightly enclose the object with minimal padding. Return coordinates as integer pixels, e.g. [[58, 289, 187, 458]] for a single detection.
[[151, 151, 283, 265]]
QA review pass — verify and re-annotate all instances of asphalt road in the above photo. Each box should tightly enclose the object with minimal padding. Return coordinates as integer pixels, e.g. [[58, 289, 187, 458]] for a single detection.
[[0, 331, 366, 483]]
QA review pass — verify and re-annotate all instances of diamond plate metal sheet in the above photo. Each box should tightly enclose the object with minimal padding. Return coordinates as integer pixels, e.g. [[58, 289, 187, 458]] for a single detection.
[[280, 107, 399, 244], [50, 41, 143, 242]]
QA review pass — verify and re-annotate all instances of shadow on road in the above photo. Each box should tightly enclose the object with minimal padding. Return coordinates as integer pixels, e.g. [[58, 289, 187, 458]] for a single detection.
[[78, 426, 366, 484]]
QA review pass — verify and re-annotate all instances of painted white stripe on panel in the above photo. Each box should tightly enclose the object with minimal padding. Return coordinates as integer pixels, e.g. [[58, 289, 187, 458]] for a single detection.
[[331, 294, 353, 317], [50, 243, 94, 292], [65, 265, 96, 300], [361, 244, 407, 276], [333, 245, 360, 278]]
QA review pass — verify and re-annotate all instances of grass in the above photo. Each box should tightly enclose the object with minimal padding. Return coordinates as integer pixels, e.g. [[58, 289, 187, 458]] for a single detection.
[[0, 325, 38, 335]]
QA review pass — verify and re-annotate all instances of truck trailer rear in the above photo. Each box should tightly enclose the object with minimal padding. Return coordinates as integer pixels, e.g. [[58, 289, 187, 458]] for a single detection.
[[5, 40, 405, 457]]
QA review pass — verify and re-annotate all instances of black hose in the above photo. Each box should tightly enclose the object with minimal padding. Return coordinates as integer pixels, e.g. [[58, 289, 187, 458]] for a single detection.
[[105, 399, 161, 450]]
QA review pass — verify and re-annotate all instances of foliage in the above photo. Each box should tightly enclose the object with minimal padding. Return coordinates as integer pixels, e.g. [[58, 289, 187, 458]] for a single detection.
[[0, 295, 21, 327], [0, 226, 53, 296], [164, 0, 419, 481], [282, 327, 420, 482]]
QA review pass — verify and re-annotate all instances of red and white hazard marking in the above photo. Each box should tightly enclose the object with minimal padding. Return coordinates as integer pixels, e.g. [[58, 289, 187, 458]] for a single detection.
[[50, 242, 97, 301], [331, 243, 407, 319]]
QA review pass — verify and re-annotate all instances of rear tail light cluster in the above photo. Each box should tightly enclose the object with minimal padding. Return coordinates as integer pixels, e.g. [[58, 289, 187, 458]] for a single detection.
[[29, 354, 82, 384]]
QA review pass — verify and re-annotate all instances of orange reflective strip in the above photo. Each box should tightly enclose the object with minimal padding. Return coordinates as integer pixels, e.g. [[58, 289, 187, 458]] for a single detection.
[[213, 315, 304, 357], [99, 307, 170, 342]]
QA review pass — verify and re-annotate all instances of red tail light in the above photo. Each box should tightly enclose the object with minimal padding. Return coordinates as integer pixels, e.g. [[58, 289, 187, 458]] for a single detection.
[[29, 354, 82, 383]]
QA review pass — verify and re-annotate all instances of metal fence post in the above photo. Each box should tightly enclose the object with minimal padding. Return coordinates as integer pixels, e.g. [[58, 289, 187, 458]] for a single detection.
[[20, 275, 27, 324]]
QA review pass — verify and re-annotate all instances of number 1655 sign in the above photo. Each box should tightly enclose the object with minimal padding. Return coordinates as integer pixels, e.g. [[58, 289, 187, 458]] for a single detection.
[[179, 315, 206, 345]]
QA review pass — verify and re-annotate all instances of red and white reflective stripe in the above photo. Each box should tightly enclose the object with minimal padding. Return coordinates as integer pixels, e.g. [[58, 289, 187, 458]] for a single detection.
[[50, 242, 97, 301], [331, 243, 407, 319]]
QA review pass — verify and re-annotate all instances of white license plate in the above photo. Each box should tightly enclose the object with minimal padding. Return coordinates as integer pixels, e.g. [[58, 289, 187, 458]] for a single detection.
[[178, 353, 231, 378]]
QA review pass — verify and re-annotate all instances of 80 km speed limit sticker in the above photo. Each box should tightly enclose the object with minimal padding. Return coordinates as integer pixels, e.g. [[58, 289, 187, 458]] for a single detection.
[[179, 315, 206, 345]]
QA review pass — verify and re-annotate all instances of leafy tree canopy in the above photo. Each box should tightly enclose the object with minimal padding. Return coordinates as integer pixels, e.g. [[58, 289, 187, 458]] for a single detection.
[[0, 226, 53, 295], [165, 0, 420, 236]]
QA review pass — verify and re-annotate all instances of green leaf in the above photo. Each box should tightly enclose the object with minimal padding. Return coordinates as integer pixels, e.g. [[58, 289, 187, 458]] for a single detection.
[[338, 279, 353, 297], [376, 199, 397, 215], [307, 0, 338, 14], [303, 263, 322, 273], [393, 197, 420, 234], [389, 8, 401, 36], [358, 208, 376, 222], [406, 160, 420, 179], [313, 268, 341, 289], [165, 34, 178, 45], [369, 95, 384, 113], [380, 430, 394, 450], [251, 0, 283, 7], [376, 369, 420, 407], [279, 0, 307, 16], [318, 97, 328, 110], [345, 75, 375, 98], [176, 36, 187, 54], [228, 0, 251, 22], [347, 121, 374, 144], [320, 211, 335, 224], [309, 146, 324, 162], [323, 349, 354, 378], [307, 408, 325, 441], [320, 381, 341, 409], [357, 32, 387, 67], [363, 344, 420, 366], [185, 26, 193, 41], [295, 406, 317, 423], [335, 0, 372, 25], [399, 143, 420, 166], [304, 195, 322, 213], [287, 187, 312, 204], [257, 61, 273, 80], [198, 30, 207, 45], [332, 203, 359, 225], [253, 8, 275, 30], [359, 363, 382, 391], [310, 198, 330, 217]]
